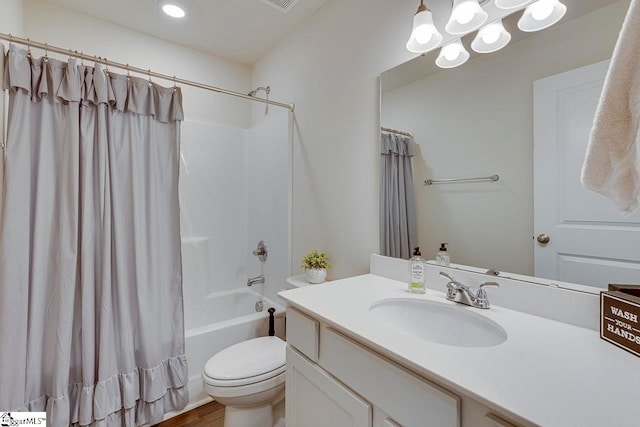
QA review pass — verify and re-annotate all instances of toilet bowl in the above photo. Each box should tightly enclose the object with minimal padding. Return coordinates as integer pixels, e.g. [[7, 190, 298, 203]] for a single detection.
[[202, 336, 286, 427]]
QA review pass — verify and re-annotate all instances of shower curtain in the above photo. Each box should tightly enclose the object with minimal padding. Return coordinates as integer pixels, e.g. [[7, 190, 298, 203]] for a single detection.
[[380, 132, 417, 259], [0, 47, 188, 426]]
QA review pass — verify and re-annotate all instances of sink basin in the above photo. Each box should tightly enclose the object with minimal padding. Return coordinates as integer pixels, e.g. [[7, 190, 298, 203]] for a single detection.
[[369, 298, 507, 348]]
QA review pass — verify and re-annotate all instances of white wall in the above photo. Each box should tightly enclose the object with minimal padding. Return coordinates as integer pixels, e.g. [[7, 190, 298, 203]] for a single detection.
[[252, 0, 631, 279], [382, 1, 628, 275], [251, 0, 418, 279], [21, 0, 251, 128], [0, 0, 23, 36]]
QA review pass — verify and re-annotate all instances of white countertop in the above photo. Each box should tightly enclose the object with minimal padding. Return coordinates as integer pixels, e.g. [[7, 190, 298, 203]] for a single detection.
[[279, 273, 640, 427]]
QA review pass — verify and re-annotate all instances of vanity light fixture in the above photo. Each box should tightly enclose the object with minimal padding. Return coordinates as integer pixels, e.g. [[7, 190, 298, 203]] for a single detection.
[[407, 0, 567, 69], [471, 19, 511, 53], [160, 0, 187, 18], [406, 0, 443, 53], [435, 39, 470, 68], [445, 0, 488, 35], [518, 0, 567, 32]]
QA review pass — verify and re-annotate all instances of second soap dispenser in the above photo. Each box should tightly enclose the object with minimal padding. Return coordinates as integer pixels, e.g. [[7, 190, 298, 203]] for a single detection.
[[436, 243, 450, 267]]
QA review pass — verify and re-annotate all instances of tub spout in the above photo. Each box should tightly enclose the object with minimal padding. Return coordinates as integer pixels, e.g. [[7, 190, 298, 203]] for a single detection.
[[247, 274, 265, 287]]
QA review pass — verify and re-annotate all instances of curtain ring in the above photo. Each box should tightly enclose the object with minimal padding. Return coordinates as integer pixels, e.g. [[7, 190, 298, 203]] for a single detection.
[[8, 33, 12, 49], [79, 51, 84, 66], [104, 57, 109, 74], [148, 69, 152, 87], [173, 76, 177, 92], [44, 43, 49, 62], [126, 64, 131, 81], [27, 38, 31, 58]]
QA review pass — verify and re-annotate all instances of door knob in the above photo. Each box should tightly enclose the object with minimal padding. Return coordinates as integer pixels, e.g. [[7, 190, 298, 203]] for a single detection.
[[537, 234, 550, 244]]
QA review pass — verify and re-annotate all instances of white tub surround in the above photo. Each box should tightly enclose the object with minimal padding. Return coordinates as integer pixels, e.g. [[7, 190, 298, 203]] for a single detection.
[[279, 261, 639, 426]]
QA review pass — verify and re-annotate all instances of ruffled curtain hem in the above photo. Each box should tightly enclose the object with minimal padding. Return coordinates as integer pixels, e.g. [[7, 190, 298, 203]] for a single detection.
[[14, 354, 189, 427]]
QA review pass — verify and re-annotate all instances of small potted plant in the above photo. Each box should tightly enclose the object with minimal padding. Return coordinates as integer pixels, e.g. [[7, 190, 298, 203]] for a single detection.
[[301, 249, 331, 284]]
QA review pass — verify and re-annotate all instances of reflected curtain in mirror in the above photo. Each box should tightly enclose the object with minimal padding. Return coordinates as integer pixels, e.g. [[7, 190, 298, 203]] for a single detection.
[[380, 132, 418, 259], [0, 43, 5, 223], [0, 47, 188, 426]]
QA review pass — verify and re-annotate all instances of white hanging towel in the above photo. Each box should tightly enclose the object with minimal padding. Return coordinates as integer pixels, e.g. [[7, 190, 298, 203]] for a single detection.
[[581, 0, 640, 216]]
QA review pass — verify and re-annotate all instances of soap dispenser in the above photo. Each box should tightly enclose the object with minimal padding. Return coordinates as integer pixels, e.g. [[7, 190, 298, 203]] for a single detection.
[[408, 247, 426, 294], [436, 243, 450, 267]]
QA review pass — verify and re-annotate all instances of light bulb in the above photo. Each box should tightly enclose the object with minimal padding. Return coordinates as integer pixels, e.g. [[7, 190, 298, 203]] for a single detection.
[[407, 4, 443, 53], [472, 20, 510, 53], [531, 0, 554, 21], [436, 39, 469, 68], [518, 0, 567, 32], [414, 25, 433, 44], [454, 3, 475, 25], [481, 27, 501, 44], [443, 44, 461, 61], [446, 0, 488, 35]]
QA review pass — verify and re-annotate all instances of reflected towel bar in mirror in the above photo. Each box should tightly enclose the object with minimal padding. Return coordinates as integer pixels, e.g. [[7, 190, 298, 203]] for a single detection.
[[425, 174, 499, 185]]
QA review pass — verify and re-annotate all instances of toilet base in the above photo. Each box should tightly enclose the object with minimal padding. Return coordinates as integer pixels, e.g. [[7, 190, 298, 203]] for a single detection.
[[224, 402, 273, 427], [213, 386, 284, 427]]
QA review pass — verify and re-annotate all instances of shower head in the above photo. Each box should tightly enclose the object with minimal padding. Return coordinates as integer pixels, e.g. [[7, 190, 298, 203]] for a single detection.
[[247, 86, 272, 115]]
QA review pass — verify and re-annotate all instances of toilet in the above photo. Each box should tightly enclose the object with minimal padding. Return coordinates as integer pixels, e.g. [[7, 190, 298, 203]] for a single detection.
[[202, 335, 286, 427], [202, 276, 312, 427]]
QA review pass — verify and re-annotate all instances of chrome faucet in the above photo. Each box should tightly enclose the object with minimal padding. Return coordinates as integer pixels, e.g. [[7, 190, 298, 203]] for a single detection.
[[247, 274, 265, 287], [439, 271, 499, 309]]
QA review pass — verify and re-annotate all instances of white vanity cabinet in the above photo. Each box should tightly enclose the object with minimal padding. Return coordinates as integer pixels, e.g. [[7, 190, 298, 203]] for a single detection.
[[285, 307, 526, 427]]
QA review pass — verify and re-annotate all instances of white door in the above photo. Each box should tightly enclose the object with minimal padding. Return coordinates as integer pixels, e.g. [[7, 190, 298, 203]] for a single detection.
[[534, 60, 640, 288]]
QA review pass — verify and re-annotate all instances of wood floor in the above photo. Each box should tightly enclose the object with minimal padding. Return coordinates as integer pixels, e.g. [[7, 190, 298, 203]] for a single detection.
[[154, 401, 225, 427]]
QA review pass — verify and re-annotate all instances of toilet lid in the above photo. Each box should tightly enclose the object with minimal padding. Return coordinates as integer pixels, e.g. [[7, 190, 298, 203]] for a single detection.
[[204, 336, 286, 381]]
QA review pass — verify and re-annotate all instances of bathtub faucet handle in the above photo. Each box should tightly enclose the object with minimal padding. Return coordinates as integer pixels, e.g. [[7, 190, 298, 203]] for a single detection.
[[252, 240, 268, 262]]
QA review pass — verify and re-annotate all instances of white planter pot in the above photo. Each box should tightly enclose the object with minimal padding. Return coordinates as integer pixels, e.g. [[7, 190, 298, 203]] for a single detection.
[[305, 268, 327, 284]]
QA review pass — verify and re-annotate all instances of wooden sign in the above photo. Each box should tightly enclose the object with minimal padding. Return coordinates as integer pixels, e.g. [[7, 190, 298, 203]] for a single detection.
[[600, 285, 640, 358]]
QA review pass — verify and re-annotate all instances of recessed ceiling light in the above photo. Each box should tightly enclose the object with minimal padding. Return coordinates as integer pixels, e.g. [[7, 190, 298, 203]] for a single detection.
[[160, 0, 187, 18]]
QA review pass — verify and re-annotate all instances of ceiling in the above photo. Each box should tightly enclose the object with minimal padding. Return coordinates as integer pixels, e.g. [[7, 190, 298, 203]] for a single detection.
[[41, 0, 330, 65]]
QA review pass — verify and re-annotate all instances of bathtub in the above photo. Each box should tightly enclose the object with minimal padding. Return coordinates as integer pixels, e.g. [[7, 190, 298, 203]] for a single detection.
[[178, 288, 286, 413]]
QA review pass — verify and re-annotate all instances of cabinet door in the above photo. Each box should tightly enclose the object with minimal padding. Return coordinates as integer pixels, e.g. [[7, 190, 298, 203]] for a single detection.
[[286, 346, 372, 427]]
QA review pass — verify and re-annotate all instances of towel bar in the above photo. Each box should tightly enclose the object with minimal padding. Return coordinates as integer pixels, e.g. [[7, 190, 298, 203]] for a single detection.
[[425, 174, 499, 185]]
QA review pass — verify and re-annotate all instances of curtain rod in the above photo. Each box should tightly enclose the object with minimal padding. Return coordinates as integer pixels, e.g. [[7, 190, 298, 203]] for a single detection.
[[381, 127, 414, 138], [0, 32, 295, 112]]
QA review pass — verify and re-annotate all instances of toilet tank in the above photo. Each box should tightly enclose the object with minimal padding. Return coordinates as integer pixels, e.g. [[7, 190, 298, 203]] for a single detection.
[[284, 275, 316, 291]]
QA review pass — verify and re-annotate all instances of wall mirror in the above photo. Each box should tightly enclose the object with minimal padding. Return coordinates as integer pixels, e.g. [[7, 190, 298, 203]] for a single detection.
[[381, 0, 640, 292]]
